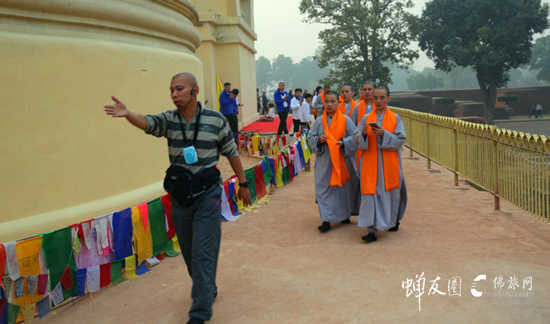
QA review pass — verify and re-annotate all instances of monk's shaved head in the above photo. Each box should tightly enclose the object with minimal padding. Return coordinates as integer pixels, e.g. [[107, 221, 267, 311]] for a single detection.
[[172, 72, 198, 86]]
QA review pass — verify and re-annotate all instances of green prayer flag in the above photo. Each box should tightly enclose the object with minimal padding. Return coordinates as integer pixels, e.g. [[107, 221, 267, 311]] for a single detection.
[[282, 160, 290, 185], [262, 157, 274, 185], [42, 227, 78, 300], [148, 198, 168, 257], [111, 260, 124, 284], [244, 167, 257, 203], [7, 302, 21, 324], [164, 239, 180, 257]]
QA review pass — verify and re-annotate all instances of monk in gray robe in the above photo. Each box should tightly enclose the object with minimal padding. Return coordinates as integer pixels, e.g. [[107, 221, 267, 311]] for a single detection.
[[354, 86, 407, 242], [307, 91, 358, 232]]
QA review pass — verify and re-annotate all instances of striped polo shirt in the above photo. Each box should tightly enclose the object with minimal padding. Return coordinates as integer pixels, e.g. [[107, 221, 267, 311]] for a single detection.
[[144, 102, 239, 174]]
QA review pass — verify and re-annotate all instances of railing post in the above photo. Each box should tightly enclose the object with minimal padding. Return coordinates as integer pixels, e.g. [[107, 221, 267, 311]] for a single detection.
[[454, 128, 459, 186], [409, 118, 413, 157], [493, 138, 500, 211], [427, 121, 431, 169]]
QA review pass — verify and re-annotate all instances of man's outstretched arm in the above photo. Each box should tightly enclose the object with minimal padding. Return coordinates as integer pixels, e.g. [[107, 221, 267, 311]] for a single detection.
[[104, 96, 147, 130]]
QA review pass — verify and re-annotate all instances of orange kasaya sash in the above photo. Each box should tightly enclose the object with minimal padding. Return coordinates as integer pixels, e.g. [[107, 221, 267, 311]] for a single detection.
[[361, 107, 400, 195], [322, 109, 350, 187], [338, 100, 357, 118], [355, 99, 371, 167]]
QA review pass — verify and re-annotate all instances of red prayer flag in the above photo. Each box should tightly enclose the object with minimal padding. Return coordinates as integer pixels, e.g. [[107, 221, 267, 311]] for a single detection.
[[161, 194, 176, 239], [60, 266, 74, 291], [155, 253, 165, 261], [100, 263, 111, 288], [37, 274, 48, 295], [254, 165, 267, 200], [282, 136, 287, 146], [0, 244, 5, 288]]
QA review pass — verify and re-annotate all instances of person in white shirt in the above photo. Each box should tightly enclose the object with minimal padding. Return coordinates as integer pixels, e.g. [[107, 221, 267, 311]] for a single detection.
[[312, 86, 323, 120], [290, 88, 304, 133], [300, 93, 313, 129]]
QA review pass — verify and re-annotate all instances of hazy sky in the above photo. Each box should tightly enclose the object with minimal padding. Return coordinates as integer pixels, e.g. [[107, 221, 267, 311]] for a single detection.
[[253, 0, 550, 71]]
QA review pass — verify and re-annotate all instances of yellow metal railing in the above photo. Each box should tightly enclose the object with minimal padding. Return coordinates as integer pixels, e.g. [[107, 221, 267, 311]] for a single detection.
[[392, 107, 550, 223]]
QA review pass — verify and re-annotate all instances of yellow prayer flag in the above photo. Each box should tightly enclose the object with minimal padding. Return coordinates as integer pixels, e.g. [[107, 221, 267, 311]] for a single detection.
[[72, 235, 82, 255], [235, 182, 245, 211], [251, 135, 260, 154], [15, 237, 44, 312], [22, 304, 35, 324], [131, 206, 153, 265], [216, 73, 223, 112], [124, 255, 138, 280], [275, 159, 284, 187], [172, 237, 181, 253]]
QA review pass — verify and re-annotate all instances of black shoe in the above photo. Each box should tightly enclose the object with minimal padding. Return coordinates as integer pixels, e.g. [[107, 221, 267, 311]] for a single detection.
[[187, 318, 204, 324], [388, 220, 400, 232], [214, 292, 218, 299], [318, 222, 331, 232], [341, 218, 351, 224], [362, 233, 377, 243]]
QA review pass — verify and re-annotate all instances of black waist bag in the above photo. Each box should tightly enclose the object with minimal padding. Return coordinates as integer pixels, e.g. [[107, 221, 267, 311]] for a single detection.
[[163, 165, 221, 207]]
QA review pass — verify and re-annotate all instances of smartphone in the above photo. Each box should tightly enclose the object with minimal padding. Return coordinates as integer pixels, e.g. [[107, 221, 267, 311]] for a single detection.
[[369, 122, 380, 128]]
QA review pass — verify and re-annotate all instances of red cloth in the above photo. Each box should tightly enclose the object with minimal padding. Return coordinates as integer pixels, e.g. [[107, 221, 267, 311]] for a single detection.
[[0, 244, 5, 288], [285, 153, 294, 182], [37, 274, 48, 295], [137, 203, 149, 233], [254, 165, 267, 200], [100, 263, 111, 287], [60, 266, 74, 291], [224, 181, 234, 214], [282, 136, 287, 146], [161, 194, 176, 239]]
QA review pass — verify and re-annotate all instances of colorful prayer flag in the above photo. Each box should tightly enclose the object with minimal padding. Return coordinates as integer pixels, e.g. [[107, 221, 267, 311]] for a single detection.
[[112, 209, 133, 261], [111, 260, 124, 284], [27, 275, 37, 297], [6, 302, 21, 324], [21, 304, 35, 324], [148, 198, 168, 257], [42, 227, 78, 300], [124, 255, 137, 280], [36, 296, 51, 319], [37, 274, 48, 295], [74, 269, 87, 297], [99, 263, 111, 288], [50, 283, 64, 306], [86, 266, 100, 293]]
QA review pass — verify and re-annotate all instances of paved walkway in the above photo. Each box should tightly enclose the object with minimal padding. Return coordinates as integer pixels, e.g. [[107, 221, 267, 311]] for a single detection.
[[494, 118, 550, 137], [41, 153, 550, 324]]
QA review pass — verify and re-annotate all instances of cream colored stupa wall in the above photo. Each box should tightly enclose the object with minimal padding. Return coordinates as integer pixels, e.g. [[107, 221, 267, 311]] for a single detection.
[[193, 0, 259, 129], [0, 0, 203, 242]]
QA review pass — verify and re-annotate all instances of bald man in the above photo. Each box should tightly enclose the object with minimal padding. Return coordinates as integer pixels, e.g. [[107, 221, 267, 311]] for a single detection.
[[104, 72, 252, 324]]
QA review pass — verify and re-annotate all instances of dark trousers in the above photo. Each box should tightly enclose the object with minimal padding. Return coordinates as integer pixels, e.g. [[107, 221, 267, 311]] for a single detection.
[[171, 184, 222, 321], [224, 113, 239, 134], [277, 111, 289, 135], [257, 103, 261, 112], [293, 119, 301, 133], [261, 104, 269, 115]]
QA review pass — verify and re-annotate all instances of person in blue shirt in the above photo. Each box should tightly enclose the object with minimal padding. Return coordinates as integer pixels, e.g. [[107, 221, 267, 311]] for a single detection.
[[274, 82, 291, 135], [219, 82, 239, 133]]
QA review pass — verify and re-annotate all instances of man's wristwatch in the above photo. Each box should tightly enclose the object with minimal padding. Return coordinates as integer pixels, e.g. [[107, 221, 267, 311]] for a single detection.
[[239, 181, 249, 188]]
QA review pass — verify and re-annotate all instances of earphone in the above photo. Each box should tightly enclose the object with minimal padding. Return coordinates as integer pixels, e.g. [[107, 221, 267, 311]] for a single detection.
[[190, 87, 195, 95]]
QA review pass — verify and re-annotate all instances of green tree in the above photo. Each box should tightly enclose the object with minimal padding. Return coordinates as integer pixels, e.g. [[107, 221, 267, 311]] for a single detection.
[[406, 73, 444, 90], [299, 0, 419, 91], [255, 56, 272, 90], [293, 56, 330, 91], [418, 0, 549, 124], [271, 54, 296, 86], [528, 35, 550, 82]]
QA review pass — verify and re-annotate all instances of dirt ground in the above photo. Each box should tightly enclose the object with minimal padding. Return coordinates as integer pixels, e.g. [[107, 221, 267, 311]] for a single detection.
[[40, 151, 550, 324]]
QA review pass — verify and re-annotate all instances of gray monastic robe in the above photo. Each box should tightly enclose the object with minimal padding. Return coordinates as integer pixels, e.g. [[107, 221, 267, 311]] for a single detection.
[[354, 111, 408, 231], [308, 114, 358, 223]]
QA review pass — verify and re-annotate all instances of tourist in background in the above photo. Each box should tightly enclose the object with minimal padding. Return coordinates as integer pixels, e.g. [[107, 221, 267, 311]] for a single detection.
[[535, 101, 544, 119], [219, 82, 238, 134], [261, 90, 269, 116], [300, 93, 313, 130], [291, 88, 304, 133], [274, 82, 291, 135]]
